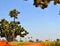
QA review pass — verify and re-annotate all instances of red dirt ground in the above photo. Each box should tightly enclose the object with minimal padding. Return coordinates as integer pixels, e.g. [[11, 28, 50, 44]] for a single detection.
[[0, 40, 12, 46], [0, 40, 45, 46]]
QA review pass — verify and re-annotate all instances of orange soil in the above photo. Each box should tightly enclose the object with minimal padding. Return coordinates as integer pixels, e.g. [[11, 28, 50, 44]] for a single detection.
[[0, 40, 12, 46], [0, 40, 45, 46]]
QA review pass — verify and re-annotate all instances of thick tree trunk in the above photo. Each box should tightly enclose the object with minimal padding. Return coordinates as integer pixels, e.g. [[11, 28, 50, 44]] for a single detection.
[[5, 17, 16, 42], [6, 37, 13, 42], [13, 17, 15, 41], [6, 34, 13, 42]]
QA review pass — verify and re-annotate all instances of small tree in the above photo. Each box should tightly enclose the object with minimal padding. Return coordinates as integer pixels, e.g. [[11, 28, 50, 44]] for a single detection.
[[36, 39, 39, 42], [0, 9, 29, 42]]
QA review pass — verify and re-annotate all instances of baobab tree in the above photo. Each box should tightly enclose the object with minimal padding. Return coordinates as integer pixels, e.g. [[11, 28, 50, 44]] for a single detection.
[[0, 9, 29, 42]]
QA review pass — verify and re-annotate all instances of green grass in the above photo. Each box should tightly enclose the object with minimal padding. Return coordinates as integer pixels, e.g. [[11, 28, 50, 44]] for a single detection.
[[9, 41, 33, 46], [9, 41, 26, 46]]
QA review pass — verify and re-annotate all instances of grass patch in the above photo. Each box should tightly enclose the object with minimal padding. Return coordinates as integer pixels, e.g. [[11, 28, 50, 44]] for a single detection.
[[9, 41, 26, 46]]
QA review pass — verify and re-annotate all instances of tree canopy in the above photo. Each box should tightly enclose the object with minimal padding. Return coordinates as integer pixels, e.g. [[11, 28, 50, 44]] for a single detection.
[[33, 0, 60, 9], [0, 9, 29, 42]]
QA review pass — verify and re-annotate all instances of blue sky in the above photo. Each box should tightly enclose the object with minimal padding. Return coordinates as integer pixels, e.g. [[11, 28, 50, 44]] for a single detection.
[[0, 0, 60, 41]]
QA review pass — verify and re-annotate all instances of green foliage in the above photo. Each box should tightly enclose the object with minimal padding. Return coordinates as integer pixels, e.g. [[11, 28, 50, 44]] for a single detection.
[[0, 19, 28, 38], [33, 0, 60, 9], [33, 0, 50, 9], [9, 9, 20, 18], [0, 9, 29, 41], [36, 39, 39, 42], [28, 40, 34, 42], [54, 0, 60, 5]]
